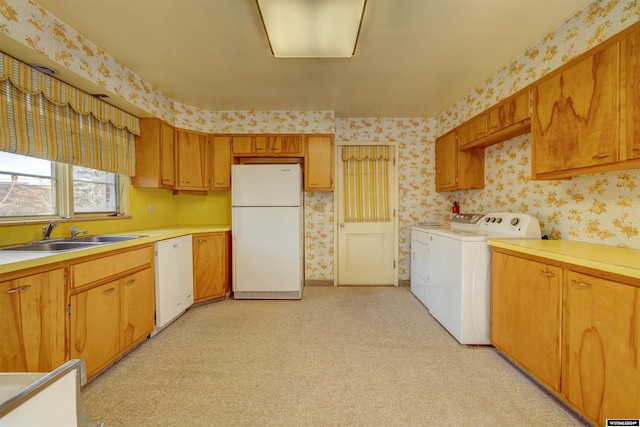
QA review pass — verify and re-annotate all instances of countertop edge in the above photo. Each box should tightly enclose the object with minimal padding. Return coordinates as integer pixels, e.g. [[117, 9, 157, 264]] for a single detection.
[[487, 239, 640, 281]]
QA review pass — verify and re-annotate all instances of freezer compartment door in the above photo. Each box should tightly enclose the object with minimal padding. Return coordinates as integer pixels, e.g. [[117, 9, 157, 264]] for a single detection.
[[233, 206, 302, 294], [232, 164, 301, 207]]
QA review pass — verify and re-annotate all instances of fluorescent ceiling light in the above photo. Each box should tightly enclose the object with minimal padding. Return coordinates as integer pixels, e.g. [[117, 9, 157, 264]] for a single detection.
[[256, 0, 367, 58]]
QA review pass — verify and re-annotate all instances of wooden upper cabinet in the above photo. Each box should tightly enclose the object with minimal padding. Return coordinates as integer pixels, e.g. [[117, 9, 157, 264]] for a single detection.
[[175, 130, 210, 191], [304, 135, 334, 191], [532, 41, 620, 178], [487, 90, 530, 135], [211, 136, 231, 190], [232, 135, 303, 156], [132, 118, 175, 189], [435, 130, 458, 191], [435, 130, 484, 192], [627, 27, 640, 160], [562, 271, 640, 425], [458, 114, 487, 148]]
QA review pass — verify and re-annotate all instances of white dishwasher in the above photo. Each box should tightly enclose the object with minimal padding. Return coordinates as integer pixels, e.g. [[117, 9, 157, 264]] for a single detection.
[[153, 235, 194, 333]]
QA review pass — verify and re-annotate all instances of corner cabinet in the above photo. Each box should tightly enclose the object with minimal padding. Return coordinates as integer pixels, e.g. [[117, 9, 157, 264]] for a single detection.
[[304, 135, 334, 191], [192, 231, 231, 302], [0, 268, 67, 372], [435, 129, 484, 192], [132, 118, 176, 189], [490, 243, 640, 427]]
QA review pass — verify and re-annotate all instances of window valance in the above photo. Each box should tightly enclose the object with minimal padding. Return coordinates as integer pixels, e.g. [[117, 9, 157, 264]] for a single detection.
[[0, 52, 139, 135], [342, 145, 390, 161], [0, 52, 137, 176]]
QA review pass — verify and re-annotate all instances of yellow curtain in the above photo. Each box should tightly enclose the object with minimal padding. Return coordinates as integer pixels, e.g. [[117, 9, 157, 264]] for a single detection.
[[342, 146, 390, 222], [0, 52, 138, 176]]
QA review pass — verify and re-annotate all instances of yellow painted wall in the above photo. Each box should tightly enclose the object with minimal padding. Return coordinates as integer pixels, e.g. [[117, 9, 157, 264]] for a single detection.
[[0, 186, 181, 246], [176, 191, 231, 225]]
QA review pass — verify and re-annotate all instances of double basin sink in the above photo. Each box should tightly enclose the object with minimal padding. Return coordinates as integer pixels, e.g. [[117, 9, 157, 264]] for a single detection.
[[0, 235, 147, 253]]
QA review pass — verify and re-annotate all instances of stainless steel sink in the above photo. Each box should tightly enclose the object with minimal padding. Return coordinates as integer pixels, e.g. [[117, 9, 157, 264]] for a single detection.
[[0, 235, 147, 252], [1, 241, 103, 252], [74, 235, 147, 243]]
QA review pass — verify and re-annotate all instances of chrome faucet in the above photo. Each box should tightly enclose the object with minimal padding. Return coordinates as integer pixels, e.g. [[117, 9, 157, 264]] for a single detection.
[[69, 226, 88, 239], [42, 220, 58, 240]]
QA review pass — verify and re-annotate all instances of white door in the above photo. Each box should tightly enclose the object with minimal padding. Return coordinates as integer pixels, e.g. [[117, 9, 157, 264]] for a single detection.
[[336, 143, 397, 286]]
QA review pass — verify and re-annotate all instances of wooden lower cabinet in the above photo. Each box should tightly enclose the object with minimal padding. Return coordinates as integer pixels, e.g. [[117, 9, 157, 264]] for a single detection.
[[490, 252, 562, 391], [69, 245, 154, 378], [0, 268, 67, 372], [563, 271, 640, 425], [70, 280, 121, 377], [491, 247, 640, 427], [193, 232, 230, 302], [120, 268, 155, 349]]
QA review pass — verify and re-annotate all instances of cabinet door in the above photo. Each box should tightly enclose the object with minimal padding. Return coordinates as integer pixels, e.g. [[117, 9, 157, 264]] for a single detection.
[[120, 268, 155, 350], [211, 136, 231, 190], [563, 271, 639, 424], [70, 281, 120, 377], [490, 252, 562, 391], [305, 136, 334, 191], [458, 114, 487, 148], [0, 269, 66, 372], [160, 121, 176, 187], [269, 135, 303, 155], [193, 233, 227, 302], [232, 136, 253, 154], [627, 29, 640, 160], [435, 131, 458, 191], [532, 42, 620, 176], [176, 130, 210, 190], [133, 118, 175, 188], [488, 91, 530, 135]]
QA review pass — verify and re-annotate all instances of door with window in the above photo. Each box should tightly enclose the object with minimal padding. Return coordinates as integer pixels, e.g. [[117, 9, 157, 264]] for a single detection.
[[336, 144, 397, 286]]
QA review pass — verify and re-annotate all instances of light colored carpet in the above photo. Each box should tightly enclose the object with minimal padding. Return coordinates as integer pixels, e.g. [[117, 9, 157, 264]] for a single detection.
[[82, 286, 589, 426]]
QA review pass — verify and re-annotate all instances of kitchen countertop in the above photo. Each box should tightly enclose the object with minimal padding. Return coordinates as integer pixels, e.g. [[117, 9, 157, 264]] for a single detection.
[[487, 239, 640, 281], [0, 225, 231, 276]]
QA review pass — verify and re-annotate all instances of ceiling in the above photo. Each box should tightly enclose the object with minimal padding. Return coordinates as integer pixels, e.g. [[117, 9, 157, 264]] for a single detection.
[[13, 0, 591, 118]]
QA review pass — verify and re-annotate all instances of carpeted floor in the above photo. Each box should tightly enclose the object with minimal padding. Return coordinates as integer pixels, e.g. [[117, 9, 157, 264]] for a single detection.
[[81, 285, 590, 426]]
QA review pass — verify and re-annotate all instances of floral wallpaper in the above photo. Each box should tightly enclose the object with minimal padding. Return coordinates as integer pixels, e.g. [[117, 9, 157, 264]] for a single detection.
[[1, 0, 639, 282]]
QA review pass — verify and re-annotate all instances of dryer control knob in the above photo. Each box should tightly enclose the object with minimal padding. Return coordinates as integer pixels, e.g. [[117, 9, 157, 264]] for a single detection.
[[510, 217, 520, 226]]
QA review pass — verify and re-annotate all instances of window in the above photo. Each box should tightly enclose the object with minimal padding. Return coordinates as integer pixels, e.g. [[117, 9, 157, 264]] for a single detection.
[[0, 152, 124, 220], [73, 166, 118, 214], [0, 152, 56, 217]]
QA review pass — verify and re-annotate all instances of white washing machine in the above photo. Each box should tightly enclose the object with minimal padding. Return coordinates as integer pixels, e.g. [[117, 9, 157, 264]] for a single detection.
[[411, 212, 541, 345]]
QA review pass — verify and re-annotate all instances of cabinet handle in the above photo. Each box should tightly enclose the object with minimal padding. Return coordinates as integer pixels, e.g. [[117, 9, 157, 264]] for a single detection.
[[540, 271, 555, 277], [591, 153, 612, 159], [197, 239, 207, 243], [173, 244, 183, 248], [181, 181, 191, 184], [102, 287, 116, 294], [162, 178, 170, 182], [571, 279, 591, 287], [125, 279, 136, 285], [5, 285, 30, 294]]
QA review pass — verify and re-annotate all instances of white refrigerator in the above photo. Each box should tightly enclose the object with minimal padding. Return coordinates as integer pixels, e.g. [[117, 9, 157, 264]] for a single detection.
[[232, 164, 304, 299]]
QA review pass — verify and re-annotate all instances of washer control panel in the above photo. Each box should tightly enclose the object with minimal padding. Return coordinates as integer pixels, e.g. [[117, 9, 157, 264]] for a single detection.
[[477, 212, 541, 238]]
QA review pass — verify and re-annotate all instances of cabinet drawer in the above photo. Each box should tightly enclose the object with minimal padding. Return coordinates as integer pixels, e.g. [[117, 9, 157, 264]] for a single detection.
[[70, 245, 153, 289]]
